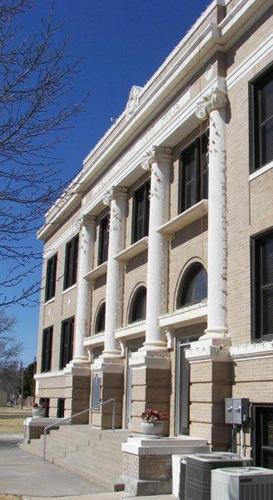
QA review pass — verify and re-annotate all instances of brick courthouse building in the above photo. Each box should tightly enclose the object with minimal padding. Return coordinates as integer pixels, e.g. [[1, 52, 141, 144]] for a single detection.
[[33, 0, 273, 484]]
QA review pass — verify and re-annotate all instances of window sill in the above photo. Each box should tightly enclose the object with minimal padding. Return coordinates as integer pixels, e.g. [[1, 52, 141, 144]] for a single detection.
[[44, 297, 55, 306], [249, 160, 273, 181], [34, 369, 65, 379], [83, 333, 105, 346], [115, 237, 148, 263], [62, 283, 77, 295], [159, 302, 207, 329], [84, 261, 108, 281], [115, 321, 146, 340], [158, 199, 208, 238]]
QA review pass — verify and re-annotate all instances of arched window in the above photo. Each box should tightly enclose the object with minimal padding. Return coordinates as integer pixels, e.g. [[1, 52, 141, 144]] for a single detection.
[[94, 302, 105, 333], [129, 286, 147, 323], [177, 263, 207, 309]]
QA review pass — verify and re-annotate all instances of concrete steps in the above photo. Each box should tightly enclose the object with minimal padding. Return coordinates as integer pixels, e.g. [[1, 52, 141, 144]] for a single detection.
[[20, 425, 132, 491]]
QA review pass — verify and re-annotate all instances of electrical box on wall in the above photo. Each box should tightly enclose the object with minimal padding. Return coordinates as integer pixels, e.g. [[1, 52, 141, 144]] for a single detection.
[[225, 398, 249, 425]]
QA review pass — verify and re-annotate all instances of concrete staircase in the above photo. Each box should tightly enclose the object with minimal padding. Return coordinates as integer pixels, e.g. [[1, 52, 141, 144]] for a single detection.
[[20, 425, 132, 491]]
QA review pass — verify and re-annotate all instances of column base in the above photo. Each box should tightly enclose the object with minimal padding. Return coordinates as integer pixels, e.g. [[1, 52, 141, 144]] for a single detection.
[[90, 354, 124, 429], [186, 336, 232, 450], [140, 340, 168, 352], [129, 349, 171, 433]]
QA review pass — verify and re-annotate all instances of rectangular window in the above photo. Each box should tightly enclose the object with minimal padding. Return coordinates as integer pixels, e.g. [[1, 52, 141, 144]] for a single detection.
[[252, 230, 273, 340], [39, 397, 50, 417], [41, 327, 53, 373], [45, 254, 57, 302], [57, 398, 65, 418], [254, 405, 273, 468], [251, 66, 273, 171], [59, 317, 74, 369], [132, 181, 150, 243], [98, 214, 109, 265], [63, 235, 79, 290], [179, 133, 209, 213]]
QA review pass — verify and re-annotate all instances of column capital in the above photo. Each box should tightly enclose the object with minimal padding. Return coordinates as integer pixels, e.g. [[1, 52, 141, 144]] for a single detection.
[[74, 214, 96, 231], [196, 85, 228, 121], [103, 186, 127, 207], [141, 146, 172, 171]]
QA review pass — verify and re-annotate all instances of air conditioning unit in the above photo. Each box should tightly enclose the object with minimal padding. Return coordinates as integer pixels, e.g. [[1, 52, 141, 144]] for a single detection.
[[211, 467, 273, 500], [183, 452, 251, 500]]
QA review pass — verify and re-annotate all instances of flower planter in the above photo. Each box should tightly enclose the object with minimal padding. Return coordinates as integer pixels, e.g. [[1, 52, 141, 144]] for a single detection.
[[141, 420, 165, 437], [32, 407, 46, 418]]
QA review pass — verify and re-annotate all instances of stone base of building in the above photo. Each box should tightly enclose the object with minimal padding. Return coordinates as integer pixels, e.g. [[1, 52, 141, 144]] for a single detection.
[[23, 417, 62, 442], [122, 436, 209, 496], [187, 336, 233, 449], [129, 349, 171, 434], [90, 355, 124, 429]]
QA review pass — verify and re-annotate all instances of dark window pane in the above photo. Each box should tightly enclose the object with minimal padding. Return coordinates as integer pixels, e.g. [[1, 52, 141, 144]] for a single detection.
[[98, 215, 109, 264], [60, 317, 74, 369], [132, 182, 150, 243], [129, 287, 146, 323], [64, 236, 79, 290], [259, 79, 273, 123], [180, 133, 208, 213], [262, 288, 273, 337], [95, 302, 105, 333], [45, 254, 57, 301], [41, 327, 53, 373], [57, 399, 65, 418], [260, 119, 273, 166], [261, 239, 273, 285], [178, 264, 207, 308], [201, 134, 209, 199], [254, 232, 273, 340]]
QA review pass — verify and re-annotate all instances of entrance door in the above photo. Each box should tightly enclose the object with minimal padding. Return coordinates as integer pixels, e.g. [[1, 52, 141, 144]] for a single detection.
[[254, 405, 273, 468], [176, 338, 198, 436]]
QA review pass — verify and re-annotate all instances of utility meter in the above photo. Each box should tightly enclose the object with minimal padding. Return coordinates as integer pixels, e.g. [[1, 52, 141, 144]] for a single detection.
[[225, 398, 249, 425]]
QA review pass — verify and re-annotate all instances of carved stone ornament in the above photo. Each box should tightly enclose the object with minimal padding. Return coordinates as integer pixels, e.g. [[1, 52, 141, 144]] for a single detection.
[[73, 214, 96, 230], [125, 85, 143, 120], [196, 86, 228, 121], [141, 146, 172, 171], [103, 186, 127, 206]]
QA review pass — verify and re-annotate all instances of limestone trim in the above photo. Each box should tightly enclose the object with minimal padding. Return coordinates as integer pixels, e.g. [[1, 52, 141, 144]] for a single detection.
[[129, 349, 171, 370], [34, 370, 65, 380], [83, 333, 105, 347], [102, 186, 128, 207], [115, 236, 148, 263], [230, 341, 273, 361], [115, 321, 146, 341], [158, 199, 208, 237], [186, 337, 231, 363], [84, 261, 107, 281], [249, 159, 273, 182], [196, 84, 228, 120], [159, 302, 207, 330], [122, 436, 208, 456], [62, 283, 77, 295]]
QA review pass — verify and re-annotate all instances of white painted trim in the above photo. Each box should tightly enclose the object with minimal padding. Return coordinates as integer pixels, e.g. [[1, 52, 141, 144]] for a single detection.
[[62, 283, 77, 295], [227, 32, 273, 90], [43, 297, 55, 307], [230, 341, 273, 360], [43, 226, 79, 259], [249, 160, 273, 181], [122, 436, 208, 456], [83, 333, 105, 347], [115, 321, 146, 340], [159, 303, 207, 329], [115, 237, 148, 262], [34, 370, 65, 380]]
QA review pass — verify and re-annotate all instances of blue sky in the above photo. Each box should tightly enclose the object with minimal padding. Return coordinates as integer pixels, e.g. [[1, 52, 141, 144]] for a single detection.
[[9, 0, 209, 365]]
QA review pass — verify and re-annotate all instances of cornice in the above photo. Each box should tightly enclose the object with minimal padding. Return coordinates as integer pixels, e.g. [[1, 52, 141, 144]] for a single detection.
[[38, 0, 266, 241]]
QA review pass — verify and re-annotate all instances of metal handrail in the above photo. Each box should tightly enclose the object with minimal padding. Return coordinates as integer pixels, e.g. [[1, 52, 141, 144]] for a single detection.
[[43, 398, 116, 463]]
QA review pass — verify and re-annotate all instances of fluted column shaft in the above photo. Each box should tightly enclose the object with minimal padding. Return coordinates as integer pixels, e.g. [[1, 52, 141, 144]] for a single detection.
[[142, 146, 172, 350], [103, 187, 127, 356]]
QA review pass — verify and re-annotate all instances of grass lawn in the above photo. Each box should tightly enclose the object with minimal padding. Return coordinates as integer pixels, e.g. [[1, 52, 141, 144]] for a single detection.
[[0, 406, 32, 434]]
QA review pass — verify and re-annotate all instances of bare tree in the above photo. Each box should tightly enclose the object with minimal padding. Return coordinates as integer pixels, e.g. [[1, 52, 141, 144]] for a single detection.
[[0, 311, 21, 368], [0, 0, 85, 307]]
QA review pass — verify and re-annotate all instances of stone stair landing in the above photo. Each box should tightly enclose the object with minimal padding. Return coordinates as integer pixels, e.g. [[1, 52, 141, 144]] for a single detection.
[[20, 425, 132, 492]]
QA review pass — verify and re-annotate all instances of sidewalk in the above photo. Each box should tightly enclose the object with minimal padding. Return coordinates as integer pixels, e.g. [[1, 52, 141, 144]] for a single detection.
[[0, 436, 177, 500]]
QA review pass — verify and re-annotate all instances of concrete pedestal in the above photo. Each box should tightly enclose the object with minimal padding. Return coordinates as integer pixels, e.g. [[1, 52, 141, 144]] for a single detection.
[[122, 436, 209, 496]]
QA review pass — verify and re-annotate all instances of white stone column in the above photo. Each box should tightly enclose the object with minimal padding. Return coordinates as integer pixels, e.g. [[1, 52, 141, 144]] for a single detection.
[[73, 215, 96, 364], [196, 83, 228, 340], [141, 146, 172, 351], [103, 186, 127, 357]]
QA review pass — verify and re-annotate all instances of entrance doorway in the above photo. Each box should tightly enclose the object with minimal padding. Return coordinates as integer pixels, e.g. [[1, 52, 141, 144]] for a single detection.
[[254, 405, 273, 468], [176, 338, 197, 436]]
